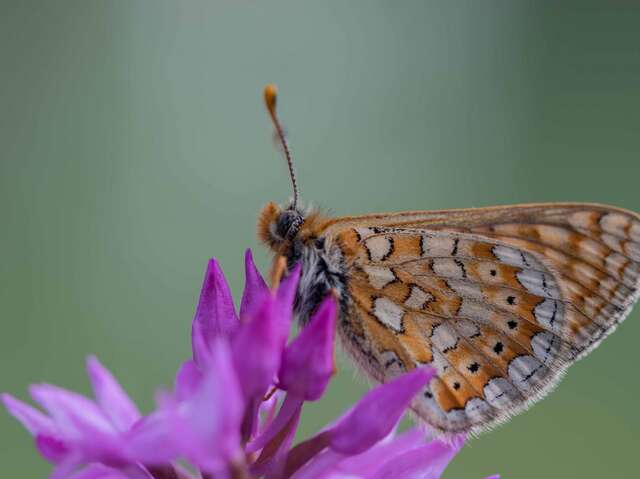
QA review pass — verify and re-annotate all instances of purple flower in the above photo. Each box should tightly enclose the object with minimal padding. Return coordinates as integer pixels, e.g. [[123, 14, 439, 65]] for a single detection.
[[279, 294, 337, 401], [1, 357, 148, 479], [282, 368, 437, 478], [69, 464, 144, 479], [246, 294, 337, 477], [3, 249, 500, 479], [153, 340, 244, 473], [191, 257, 239, 363]]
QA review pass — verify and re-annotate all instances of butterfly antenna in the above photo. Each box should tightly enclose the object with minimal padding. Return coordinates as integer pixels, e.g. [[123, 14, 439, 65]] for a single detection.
[[264, 84, 299, 209]]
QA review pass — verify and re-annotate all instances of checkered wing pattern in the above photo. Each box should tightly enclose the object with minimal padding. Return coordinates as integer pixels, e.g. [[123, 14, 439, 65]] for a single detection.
[[331, 204, 640, 434]]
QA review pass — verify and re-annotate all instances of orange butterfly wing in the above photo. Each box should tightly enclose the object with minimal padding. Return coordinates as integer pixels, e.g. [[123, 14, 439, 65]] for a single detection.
[[324, 203, 640, 434]]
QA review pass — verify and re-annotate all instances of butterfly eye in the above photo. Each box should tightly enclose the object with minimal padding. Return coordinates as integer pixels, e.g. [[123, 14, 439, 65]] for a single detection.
[[276, 209, 304, 241]]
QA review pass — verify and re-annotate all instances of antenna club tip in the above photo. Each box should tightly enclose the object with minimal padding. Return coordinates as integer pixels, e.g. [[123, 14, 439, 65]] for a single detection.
[[264, 84, 278, 112]]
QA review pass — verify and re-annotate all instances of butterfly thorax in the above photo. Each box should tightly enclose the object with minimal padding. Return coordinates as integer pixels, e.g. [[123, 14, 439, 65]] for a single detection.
[[258, 201, 350, 324]]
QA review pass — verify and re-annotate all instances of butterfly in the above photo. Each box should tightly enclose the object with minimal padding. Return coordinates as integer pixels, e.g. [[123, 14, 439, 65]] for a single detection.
[[257, 84, 640, 435]]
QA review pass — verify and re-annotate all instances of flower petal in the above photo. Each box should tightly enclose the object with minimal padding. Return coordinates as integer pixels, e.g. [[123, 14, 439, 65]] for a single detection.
[[313, 428, 426, 478], [252, 399, 302, 479], [174, 360, 202, 402], [124, 410, 174, 465], [29, 384, 127, 465], [86, 356, 141, 431], [258, 388, 284, 436], [232, 294, 288, 401], [192, 259, 238, 364], [69, 465, 129, 479], [281, 431, 332, 477], [29, 384, 114, 437], [1, 393, 56, 436], [273, 262, 301, 345], [290, 448, 345, 479], [170, 339, 244, 472], [36, 434, 69, 463], [276, 263, 301, 314], [368, 435, 464, 479], [283, 372, 434, 479], [239, 249, 269, 320], [327, 367, 435, 454], [69, 464, 154, 479], [279, 295, 336, 401], [50, 457, 84, 479], [247, 394, 303, 453]]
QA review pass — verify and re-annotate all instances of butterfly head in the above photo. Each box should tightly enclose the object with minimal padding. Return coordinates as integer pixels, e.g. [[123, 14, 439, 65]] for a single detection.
[[258, 201, 306, 251]]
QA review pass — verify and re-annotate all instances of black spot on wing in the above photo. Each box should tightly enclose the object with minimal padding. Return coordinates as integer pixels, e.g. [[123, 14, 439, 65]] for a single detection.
[[550, 300, 558, 326], [452, 238, 460, 256], [454, 259, 467, 279], [381, 237, 395, 262], [365, 244, 372, 262], [442, 335, 460, 354], [467, 362, 480, 373]]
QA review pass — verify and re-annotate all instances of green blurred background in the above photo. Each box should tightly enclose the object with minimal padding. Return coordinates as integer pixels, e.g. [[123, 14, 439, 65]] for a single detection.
[[1, 1, 639, 477]]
